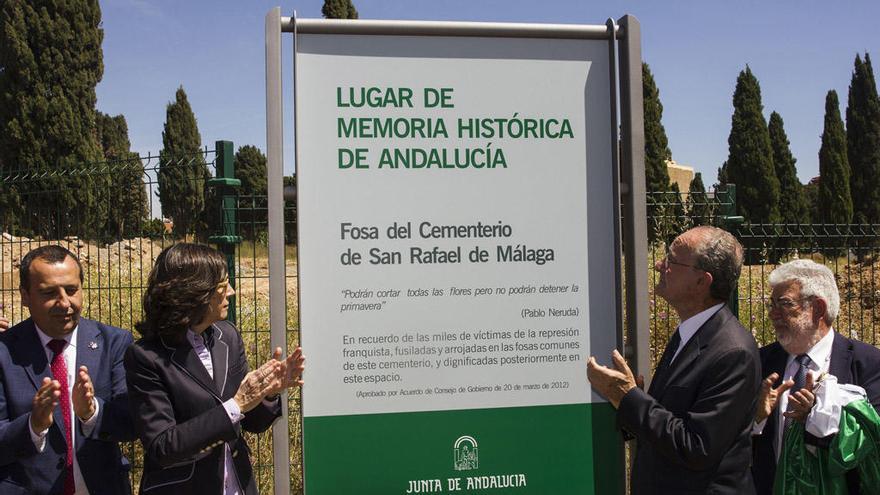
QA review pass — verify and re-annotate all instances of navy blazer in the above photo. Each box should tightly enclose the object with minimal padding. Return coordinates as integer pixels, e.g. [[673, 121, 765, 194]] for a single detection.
[[124, 320, 281, 495], [752, 332, 880, 495], [617, 305, 762, 495], [0, 318, 135, 495]]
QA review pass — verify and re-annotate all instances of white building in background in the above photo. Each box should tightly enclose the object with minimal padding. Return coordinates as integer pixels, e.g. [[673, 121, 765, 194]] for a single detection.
[[666, 159, 695, 194]]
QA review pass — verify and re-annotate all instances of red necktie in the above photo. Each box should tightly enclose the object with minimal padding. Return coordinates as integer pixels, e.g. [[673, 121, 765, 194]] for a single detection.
[[47, 339, 75, 495]]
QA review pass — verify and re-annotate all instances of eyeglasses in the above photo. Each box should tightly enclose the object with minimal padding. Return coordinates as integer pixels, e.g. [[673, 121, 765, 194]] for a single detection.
[[664, 256, 696, 269], [765, 297, 811, 311], [660, 248, 699, 270]]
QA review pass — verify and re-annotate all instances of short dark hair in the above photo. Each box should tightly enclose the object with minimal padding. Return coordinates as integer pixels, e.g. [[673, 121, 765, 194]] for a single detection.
[[136, 243, 228, 342], [19, 245, 84, 291], [691, 226, 744, 301]]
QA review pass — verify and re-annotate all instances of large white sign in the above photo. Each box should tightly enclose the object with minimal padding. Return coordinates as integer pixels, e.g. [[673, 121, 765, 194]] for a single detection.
[[297, 34, 618, 418]]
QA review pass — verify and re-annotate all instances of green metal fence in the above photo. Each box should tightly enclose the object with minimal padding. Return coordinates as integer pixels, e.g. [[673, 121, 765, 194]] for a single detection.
[[647, 187, 880, 372], [4, 145, 880, 494], [0, 141, 300, 493]]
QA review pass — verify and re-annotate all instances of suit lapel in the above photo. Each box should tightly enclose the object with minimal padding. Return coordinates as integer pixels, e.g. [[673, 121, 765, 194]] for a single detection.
[[654, 306, 729, 395], [210, 324, 230, 397], [167, 338, 222, 400], [13, 320, 53, 391], [828, 332, 853, 382], [75, 319, 103, 381]]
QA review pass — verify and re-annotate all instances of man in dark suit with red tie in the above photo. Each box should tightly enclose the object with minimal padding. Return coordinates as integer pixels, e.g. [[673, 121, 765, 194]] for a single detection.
[[0, 245, 135, 494], [588, 226, 761, 494]]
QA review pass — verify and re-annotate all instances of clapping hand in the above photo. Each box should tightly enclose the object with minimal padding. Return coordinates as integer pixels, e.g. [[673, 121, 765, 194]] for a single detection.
[[783, 372, 816, 423], [265, 347, 306, 397], [756, 372, 794, 424]]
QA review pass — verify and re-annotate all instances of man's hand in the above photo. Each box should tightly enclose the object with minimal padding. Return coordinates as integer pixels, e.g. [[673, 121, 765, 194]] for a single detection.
[[784, 372, 816, 423], [587, 350, 637, 409], [234, 359, 284, 412], [755, 372, 794, 424], [72, 366, 96, 421], [31, 377, 61, 432]]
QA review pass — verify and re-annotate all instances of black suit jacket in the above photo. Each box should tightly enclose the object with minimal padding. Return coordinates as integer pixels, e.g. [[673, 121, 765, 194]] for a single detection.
[[0, 318, 135, 495], [752, 332, 880, 495], [617, 305, 761, 495], [124, 320, 281, 494]]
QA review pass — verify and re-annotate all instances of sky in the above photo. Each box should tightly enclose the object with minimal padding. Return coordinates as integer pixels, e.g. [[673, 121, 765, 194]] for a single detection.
[[97, 1, 880, 185]]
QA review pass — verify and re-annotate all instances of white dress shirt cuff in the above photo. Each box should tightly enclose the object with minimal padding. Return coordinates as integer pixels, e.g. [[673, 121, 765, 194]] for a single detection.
[[29, 416, 48, 453], [223, 398, 244, 424], [79, 398, 100, 436], [752, 417, 768, 435]]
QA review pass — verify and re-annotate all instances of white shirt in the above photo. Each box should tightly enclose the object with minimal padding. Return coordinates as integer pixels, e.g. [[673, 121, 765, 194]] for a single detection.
[[29, 324, 99, 495], [752, 328, 834, 458], [671, 302, 725, 363], [186, 328, 245, 495]]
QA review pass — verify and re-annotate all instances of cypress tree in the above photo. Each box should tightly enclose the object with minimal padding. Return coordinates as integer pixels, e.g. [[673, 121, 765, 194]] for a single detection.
[[322, 0, 358, 19], [97, 112, 147, 239], [687, 173, 713, 226], [234, 145, 268, 240], [0, 0, 107, 238], [643, 63, 672, 193], [803, 180, 821, 223], [235, 145, 268, 197], [158, 87, 209, 238], [846, 53, 880, 224], [642, 62, 672, 243], [818, 90, 853, 224], [768, 112, 808, 224], [719, 66, 780, 224]]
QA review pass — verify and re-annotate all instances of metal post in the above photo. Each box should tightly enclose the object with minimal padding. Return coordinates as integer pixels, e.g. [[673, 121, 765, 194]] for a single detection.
[[617, 15, 650, 387], [208, 140, 241, 324], [265, 7, 290, 495]]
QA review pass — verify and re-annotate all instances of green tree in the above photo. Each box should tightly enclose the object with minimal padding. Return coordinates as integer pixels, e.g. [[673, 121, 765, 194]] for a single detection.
[[322, 0, 358, 19], [803, 179, 821, 223], [846, 53, 880, 224], [769, 112, 808, 225], [158, 87, 209, 237], [96, 112, 148, 239], [718, 66, 780, 224], [643, 63, 672, 243], [687, 173, 713, 226], [284, 175, 297, 243], [235, 145, 268, 197], [234, 145, 268, 240], [0, 0, 107, 238], [818, 90, 853, 224]]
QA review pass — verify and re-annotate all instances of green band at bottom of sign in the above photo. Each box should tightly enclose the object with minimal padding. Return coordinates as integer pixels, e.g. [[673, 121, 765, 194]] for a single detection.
[[303, 403, 622, 494]]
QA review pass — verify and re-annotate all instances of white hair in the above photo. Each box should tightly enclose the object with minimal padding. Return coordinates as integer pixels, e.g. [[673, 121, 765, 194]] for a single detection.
[[768, 259, 840, 323]]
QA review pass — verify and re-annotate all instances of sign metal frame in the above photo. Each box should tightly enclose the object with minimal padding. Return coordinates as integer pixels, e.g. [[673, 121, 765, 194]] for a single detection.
[[265, 10, 647, 495]]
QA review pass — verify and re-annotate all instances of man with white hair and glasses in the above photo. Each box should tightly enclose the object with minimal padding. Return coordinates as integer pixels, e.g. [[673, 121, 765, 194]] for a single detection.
[[751, 259, 880, 494]]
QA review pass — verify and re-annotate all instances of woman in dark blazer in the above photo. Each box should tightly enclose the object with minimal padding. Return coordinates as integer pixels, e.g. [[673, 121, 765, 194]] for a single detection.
[[124, 243, 304, 494]]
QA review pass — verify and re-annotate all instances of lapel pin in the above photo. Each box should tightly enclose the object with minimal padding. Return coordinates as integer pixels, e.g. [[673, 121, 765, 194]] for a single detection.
[[88, 341, 99, 350]]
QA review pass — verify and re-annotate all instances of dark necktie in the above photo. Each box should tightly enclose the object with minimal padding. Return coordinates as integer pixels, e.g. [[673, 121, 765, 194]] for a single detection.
[[656, 329, 682, 373], [784, 354, 811, 432], [47, 339, 75, 495]]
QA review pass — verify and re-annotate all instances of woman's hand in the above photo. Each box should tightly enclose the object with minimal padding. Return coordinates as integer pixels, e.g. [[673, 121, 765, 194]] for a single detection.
[[234, 359, 284, 412], [265, 347, 306, 397]]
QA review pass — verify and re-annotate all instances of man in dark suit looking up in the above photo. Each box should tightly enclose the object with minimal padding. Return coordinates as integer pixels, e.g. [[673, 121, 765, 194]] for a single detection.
[[751, 259, 880, 494], [0, 245, 135, 494], [588, 226, 761, 494]]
